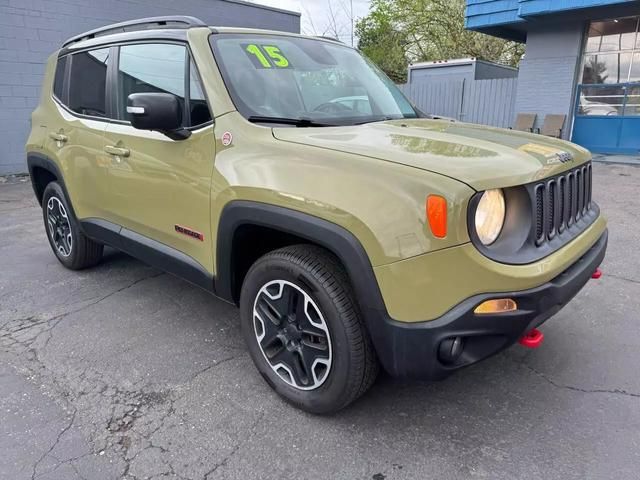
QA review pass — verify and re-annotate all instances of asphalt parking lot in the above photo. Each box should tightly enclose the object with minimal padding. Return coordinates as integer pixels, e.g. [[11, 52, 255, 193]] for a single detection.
[[1, 162, 639, 480]]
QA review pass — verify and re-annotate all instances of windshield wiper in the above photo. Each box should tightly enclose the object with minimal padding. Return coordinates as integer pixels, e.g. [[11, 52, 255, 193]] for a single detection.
[[354, 115, 401, 125], [247, 116, 336, 127]]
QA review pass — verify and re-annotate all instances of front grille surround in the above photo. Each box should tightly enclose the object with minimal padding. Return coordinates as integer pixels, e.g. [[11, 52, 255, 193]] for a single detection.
[[468, 162, 599, 265], [534, 163, 593, 247]]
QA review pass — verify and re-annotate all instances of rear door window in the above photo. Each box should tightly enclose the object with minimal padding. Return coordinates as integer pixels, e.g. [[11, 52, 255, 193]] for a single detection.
[[68, 48, 110, 117]]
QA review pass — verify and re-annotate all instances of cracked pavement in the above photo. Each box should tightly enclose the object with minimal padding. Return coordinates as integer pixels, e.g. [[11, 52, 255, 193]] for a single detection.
[[1, 163, 640, 480]]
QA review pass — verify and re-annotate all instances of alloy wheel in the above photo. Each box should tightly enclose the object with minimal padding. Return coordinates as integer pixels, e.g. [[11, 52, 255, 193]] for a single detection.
[[253, 280, 332, 390], [46, 196, 73, 257]]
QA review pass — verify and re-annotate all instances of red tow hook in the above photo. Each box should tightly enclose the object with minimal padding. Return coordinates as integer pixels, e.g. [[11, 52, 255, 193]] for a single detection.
[[592, 268, 603, 279], [519, 328, 544, 349]]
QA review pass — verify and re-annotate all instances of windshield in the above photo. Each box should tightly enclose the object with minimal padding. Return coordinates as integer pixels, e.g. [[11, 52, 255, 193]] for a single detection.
[[210, 34, 418, 125]]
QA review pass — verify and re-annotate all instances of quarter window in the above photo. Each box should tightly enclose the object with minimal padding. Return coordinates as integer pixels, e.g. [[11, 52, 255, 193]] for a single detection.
[[189, 60, 212, 126], [53, 55, 67, 101], [68, 48, 110, 117]]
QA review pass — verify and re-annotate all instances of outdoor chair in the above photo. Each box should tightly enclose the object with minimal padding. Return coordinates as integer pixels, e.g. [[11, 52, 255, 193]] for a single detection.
[[537, 114, 566, 138], [511, 113, 537, 132]]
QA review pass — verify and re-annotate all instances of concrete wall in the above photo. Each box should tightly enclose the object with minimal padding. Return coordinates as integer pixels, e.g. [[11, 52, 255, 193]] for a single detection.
[[0, 0, 300, 175], [514, 21, 586, 139]]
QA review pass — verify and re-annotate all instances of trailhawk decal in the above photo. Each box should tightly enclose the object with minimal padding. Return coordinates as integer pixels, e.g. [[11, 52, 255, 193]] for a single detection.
[[221, 131, 233, 146], [175, 225, 204, 241]]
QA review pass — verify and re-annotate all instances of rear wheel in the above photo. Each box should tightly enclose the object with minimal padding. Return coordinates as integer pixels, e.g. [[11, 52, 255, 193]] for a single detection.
[[240, 245, 378, 414], [42, 182, 103, 270]]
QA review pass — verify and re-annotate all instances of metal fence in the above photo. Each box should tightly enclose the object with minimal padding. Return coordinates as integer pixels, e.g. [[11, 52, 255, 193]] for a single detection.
[[399, 78, 518, 128]]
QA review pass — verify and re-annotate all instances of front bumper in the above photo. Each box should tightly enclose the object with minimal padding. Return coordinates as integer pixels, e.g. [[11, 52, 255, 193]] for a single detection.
[[366, 229, 608, 380]]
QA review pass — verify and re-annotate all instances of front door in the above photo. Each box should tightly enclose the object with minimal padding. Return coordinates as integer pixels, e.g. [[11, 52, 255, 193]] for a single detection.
[[103, 42, 215, 271]]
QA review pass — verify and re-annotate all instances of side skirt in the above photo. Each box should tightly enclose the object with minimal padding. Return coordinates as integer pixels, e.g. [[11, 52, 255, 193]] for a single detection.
[[80, 218, 216, 294]]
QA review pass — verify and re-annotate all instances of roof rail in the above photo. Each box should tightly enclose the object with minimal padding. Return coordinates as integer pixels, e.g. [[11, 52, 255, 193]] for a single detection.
[[62, 16, 207, 48], [315, 35, 343, 43]]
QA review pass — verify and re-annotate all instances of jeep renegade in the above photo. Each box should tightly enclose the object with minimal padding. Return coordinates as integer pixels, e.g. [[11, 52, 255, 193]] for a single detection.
[[26, 16, 608, 413]]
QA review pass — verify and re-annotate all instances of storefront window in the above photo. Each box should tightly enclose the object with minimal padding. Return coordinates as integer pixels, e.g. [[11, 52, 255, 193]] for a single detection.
[[586, 18, 639, 53], [625, 86, 640, 116], [582, 52, 633, 84], [582, 17, 640, 85], [578, 85, 624, 116], [631, 53, 640, 83]]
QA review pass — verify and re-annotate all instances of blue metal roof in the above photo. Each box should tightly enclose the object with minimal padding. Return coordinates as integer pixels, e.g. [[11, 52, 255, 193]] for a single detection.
[[466, 0, 640, 39]]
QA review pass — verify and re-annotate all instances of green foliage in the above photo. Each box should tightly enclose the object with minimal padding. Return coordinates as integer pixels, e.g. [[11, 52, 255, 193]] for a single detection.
[[355, 2, 409, 83], [356, 0, 525, 83]]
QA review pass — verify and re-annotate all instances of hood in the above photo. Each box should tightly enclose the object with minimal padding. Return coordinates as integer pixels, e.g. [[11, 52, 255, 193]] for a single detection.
[[272, 119, 591, 191]]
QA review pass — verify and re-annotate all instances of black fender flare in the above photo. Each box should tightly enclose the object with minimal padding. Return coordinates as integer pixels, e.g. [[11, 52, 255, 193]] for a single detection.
[[26, 153, 73, 212], [215, 200, 389, 318]]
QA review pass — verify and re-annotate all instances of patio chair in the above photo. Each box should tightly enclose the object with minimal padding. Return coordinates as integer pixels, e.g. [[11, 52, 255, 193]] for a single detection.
[[511, 113, 537, 132], [537, 114, 566, 138]]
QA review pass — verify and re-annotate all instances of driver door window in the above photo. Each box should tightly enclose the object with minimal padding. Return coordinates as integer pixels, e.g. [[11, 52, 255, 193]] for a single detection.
[[116, 44, 212, 126]]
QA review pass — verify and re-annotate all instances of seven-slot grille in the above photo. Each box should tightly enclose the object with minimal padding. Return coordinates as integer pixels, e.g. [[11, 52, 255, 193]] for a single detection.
[[534, 163, 592, 245]]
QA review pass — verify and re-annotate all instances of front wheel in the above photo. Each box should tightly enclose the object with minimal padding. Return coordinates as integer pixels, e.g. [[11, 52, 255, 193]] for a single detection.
[[240, 245, 379, 414], [42, 181, 103, 270]]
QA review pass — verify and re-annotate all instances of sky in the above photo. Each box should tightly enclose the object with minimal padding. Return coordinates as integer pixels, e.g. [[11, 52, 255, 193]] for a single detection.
[[248, 0, 372, 46]]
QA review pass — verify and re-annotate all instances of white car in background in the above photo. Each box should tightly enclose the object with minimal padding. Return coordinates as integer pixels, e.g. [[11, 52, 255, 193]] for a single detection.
[[580, 95, 619, 116]]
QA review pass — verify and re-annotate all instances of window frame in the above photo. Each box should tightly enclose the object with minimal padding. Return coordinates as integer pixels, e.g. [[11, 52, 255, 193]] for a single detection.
[[52, 40, 214, 129], [53, 46, 114, 122], [111, 40, 213, 130]]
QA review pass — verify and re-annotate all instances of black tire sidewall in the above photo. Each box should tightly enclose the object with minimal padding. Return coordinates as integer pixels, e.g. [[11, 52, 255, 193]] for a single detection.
[[240, 256, 357, 414], [42, 182, 82, 269]]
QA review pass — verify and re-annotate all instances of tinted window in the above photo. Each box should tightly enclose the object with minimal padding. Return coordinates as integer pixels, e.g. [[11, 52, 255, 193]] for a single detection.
[[68, 48, 109, 117], [188, 60, 212, 126], [117, 43, 186, 122], [53, 55, 67, 100]]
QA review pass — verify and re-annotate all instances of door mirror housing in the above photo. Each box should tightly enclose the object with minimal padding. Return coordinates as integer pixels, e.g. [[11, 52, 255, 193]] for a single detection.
[[126, 93, 191, 140]]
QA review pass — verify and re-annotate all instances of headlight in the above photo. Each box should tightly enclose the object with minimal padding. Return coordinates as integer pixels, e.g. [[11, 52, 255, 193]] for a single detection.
[[475, 189, 505, 245]]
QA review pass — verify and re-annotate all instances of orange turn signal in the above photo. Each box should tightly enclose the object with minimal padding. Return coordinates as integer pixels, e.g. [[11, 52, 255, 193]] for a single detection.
[[474, 299, 518, 315], [427, 195, 447, 238]]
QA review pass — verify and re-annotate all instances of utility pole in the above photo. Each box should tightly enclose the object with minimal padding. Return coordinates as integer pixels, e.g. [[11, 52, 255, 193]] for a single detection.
[[350, 0, 354, 46]]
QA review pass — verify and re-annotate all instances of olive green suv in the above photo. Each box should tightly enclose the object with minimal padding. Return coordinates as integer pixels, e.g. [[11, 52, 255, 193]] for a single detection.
[[26, 16, 607, 413]]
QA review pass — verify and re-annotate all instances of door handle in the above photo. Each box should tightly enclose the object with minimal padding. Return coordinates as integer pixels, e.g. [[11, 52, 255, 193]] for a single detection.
[[49, 132, 68, 143], [104, 145, 130, 157]]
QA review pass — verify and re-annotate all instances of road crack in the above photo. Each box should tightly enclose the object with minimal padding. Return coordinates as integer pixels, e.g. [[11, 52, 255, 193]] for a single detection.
[[203, 411, 265, 479], [32, 409, 77, 480], [604, 273, 640, 285], [509, 354, 640, 399]]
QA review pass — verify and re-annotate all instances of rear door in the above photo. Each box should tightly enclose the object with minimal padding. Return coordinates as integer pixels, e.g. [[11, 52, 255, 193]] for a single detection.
[[45, 47, 113, 220], [102, 42, 216, 270]]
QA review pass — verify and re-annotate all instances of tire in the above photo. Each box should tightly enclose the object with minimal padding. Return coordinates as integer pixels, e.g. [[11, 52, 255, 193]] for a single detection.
[[42, 181, 103, 270], [240, 244, 379, 414]]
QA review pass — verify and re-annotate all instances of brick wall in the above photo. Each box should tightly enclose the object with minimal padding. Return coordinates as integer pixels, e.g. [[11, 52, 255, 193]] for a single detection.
[[514, 21, 586, 139], [0, 0, 300, 175]]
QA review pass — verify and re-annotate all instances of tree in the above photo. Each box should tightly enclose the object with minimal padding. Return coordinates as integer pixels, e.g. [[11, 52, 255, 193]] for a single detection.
[[355, 2, 409, 83], [582, 57, 608, 85], [356, 0, 525, 83]]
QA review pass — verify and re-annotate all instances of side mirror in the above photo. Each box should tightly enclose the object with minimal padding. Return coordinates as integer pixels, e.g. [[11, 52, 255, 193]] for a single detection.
[[126, 93, 191, 140]]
